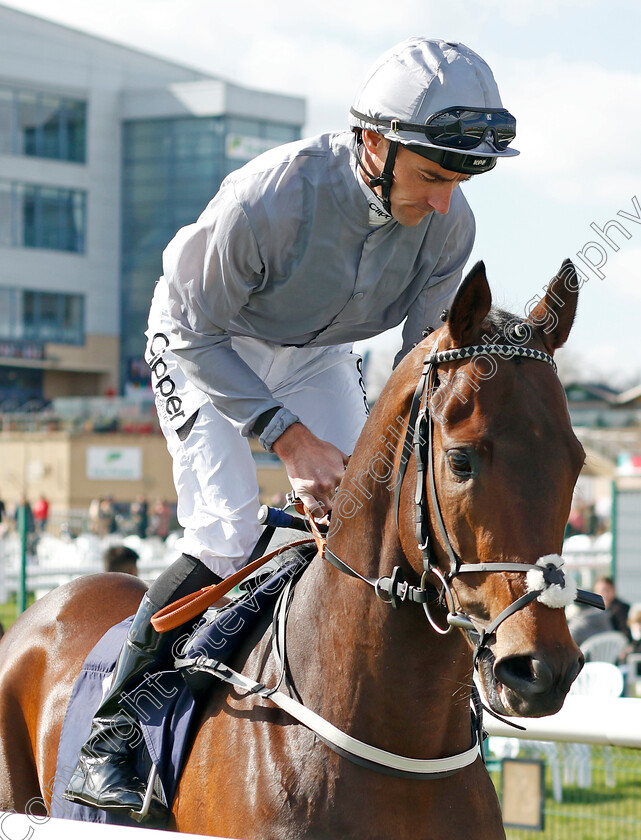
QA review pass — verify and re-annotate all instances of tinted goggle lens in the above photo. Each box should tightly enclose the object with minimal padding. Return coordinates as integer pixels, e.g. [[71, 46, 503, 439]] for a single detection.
[[423, 109, 516, 151]]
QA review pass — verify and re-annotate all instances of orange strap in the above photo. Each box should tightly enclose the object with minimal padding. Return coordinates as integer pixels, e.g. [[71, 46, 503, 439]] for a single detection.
[[293, 500, 328, 558], [151, 537, 316, 633]]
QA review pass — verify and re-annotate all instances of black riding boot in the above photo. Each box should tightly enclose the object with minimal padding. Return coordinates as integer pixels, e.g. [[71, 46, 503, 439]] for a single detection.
[[63, 592, 172, 812], [64, 555, 221, 815]]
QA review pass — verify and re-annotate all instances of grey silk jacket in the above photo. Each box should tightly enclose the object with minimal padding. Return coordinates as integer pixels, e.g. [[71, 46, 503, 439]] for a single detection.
[[156, 131, 475, 447]]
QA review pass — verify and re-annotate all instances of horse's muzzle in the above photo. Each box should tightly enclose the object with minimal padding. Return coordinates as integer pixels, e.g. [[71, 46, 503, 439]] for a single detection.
[[492, 651, 584, 717]]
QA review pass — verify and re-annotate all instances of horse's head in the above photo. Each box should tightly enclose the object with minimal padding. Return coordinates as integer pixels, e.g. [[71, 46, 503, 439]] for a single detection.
[[402, 260, 586, 717]]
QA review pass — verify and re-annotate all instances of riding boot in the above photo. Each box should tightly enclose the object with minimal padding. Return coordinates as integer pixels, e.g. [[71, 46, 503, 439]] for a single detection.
[[63, 592, 173, 812], [64, 556, 222, 815]]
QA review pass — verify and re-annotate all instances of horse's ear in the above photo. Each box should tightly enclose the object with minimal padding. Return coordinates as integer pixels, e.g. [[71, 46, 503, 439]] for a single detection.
[[527, 259, 579, 352], [447, 261, 492, 347]]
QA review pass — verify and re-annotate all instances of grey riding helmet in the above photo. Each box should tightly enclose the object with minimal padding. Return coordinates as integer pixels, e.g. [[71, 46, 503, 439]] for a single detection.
[[350, 38, 519, 210]]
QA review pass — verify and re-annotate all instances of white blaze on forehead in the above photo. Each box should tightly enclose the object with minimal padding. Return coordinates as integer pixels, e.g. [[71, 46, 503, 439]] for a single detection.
[[526, 554, 577, 609]]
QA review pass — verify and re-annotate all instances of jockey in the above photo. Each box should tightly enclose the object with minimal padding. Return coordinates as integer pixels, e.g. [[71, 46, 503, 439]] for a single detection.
[[65, 36, 519, 816]]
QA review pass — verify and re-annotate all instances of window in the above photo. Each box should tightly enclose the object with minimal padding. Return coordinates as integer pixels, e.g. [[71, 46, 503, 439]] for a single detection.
[[0, 181, 12, 246], [21, 290, 84, 344], [0, 287, 84, 345], [0, 288, 16, 338], [61, 295, 84, 343], [120, 114, 301, 391], [36, 293, 61, 341], [65, 99, 87, 162], [264, 123, 300, 143], [223, 116, 298, 164], [0, 88, 12, 155], [17, 91, 39, 156], [0, 180, 86, 253], [0, 85, 86, 163], [0, 367, 44, 407]]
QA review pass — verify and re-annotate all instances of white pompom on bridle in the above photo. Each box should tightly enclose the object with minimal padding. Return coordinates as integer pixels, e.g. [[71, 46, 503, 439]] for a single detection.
[[526, 554, 577, 609]]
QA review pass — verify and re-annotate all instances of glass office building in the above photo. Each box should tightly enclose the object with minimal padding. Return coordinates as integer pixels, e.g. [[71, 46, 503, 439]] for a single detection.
[[121, 115, 300, 390], [0, 4, 305, 406]]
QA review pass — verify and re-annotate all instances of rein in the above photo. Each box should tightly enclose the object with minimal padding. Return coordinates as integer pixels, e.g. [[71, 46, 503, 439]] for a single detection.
[[176, 571, 483, 780]]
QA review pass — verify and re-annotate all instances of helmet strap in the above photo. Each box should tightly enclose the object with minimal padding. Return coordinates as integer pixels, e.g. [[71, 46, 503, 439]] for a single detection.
[[367, 140, 398, 214], [356, 133, 398, 215]]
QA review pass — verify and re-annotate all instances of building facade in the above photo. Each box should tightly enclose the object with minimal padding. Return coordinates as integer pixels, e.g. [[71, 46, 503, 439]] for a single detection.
[[0, 4, 305, 406]]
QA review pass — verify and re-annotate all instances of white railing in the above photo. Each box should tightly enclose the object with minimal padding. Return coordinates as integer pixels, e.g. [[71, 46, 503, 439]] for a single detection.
[[0, 811, 228, 839], [485, 695, 641, 747], [563, 547, 612, 590], [0, 532, 178, 602], [1, 562, 171, 594]]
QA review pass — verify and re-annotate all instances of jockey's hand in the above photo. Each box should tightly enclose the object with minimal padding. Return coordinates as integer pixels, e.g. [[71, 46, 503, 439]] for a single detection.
[[272, 422, 348, 519]]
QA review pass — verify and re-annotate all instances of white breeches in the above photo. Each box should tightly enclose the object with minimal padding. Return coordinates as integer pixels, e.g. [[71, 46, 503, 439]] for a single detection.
[[145, 332, 368, 577]]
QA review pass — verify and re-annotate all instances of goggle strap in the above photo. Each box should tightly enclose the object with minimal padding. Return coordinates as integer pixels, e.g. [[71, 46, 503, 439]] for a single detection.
[[351, 106, 513, 135], [350, 106, 515, 154], [351, 106, 424, 135]]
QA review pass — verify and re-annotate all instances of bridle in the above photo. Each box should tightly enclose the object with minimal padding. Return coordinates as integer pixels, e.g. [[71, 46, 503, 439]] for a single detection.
[[324, 341, 604, 664]]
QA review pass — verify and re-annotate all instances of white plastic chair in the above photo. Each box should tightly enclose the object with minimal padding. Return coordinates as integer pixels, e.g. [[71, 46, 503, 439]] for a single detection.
[[570, 661, 624, 697], [580, 631, 629, 664], [562, 662, 624, 789], [625, 652, 641, 696]]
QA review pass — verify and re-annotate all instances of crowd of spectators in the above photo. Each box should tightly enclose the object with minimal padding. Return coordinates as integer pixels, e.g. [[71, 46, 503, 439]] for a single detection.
[[567, 575, 641, 675], [0, 494, 176, 543], [87, 497, 174, 539]]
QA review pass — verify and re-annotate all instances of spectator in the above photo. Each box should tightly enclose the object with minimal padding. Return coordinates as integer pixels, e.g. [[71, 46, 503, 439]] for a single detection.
[[0, 497, 6, 538], [618, 604, 641, 664], [594, 576, 631, 638], [567, 602, 613, 647], [130, 496, 149, 540], [103, 545, 139, 577], [149, 498, 171, 540], [566, 506, 585, 537], [88, 498, 102, 535], [33, 494, 50, 535], [98, 497, 117, 536]]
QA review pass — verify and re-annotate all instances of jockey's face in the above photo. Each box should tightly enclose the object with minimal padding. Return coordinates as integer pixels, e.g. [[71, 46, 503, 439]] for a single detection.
[[360, 130, 471, 227]]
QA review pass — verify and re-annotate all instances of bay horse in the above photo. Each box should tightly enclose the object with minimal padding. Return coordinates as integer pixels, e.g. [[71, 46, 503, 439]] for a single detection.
[[0, 260, 588, 838]]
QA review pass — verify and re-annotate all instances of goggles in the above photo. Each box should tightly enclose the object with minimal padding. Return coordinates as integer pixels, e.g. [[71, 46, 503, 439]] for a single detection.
[[350, 106, 516, 152], [423, 107, 516, 151]]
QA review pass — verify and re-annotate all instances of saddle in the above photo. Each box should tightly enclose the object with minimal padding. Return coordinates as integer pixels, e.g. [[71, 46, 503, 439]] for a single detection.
[[50, 539, 317, 825]]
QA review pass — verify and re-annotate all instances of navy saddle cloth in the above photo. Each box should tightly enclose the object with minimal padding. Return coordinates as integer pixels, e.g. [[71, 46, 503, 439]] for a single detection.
[[50, 544, 314, 824]]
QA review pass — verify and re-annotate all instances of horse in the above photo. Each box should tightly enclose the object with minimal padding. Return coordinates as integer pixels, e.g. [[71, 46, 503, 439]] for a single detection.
[[0, 259, 588, 839]]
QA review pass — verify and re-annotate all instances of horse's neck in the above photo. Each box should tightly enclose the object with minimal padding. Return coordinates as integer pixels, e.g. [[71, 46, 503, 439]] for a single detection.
[[285, 459, 474, 761]]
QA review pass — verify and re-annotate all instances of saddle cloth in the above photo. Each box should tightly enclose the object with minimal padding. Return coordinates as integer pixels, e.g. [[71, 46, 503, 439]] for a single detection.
[[50, 544, 313, 824]]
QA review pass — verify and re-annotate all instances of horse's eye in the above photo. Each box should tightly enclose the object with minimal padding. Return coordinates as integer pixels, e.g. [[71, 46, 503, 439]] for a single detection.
[[447, 449, 473, 477]]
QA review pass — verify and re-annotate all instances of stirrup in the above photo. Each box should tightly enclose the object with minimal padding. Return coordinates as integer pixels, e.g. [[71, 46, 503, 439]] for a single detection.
[[129, 765, 167, 824]]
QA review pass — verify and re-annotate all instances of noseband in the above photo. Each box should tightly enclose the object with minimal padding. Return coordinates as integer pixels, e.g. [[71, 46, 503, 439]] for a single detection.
[[325, 342, 604, 663]]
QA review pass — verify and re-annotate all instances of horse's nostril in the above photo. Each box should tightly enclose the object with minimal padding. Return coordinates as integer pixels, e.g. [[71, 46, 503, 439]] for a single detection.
[[494, 656, 553, 697]]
